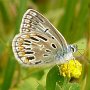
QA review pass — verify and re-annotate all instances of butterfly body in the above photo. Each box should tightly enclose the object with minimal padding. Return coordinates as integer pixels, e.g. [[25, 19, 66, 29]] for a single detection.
[[12, 9, 76, 66]]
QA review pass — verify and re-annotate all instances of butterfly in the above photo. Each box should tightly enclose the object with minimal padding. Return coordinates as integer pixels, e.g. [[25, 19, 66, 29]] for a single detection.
[[12, 9, 77, 67]]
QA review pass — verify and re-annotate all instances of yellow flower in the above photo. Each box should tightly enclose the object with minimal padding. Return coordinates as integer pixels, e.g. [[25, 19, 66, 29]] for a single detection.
[[59, 60, 82, 78]]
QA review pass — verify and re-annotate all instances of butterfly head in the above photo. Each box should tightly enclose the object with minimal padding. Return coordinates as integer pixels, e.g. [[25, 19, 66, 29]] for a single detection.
[[68, 44, 78, 53], [55, 45, 77, 64], [60, 45, 77, 62]]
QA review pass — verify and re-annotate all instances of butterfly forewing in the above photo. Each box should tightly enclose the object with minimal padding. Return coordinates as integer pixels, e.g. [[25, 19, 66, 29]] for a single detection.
[[20, 9, 68, 49]]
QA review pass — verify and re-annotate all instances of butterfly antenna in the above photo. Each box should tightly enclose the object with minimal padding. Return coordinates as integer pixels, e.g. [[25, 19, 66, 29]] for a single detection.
[[78, 48, 85, 51], [77, 50, 90, 64]]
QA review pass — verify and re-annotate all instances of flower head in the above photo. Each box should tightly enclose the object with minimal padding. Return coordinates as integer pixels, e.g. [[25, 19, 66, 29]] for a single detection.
[[59, 60, 82, 78]]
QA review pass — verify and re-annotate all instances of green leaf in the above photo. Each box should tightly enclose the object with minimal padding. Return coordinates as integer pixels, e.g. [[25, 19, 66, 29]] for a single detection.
[[17, 77, 38, 90], [1, 57, 16, 90], [58, 0, 78, 39], [46, 65, 64, 90], [57, 74, 64, 87], [37, 84, 45, 90], [0, 0, 10, 24], [0, 43, 5, 54], [63, 83, 80, 90], [1, 0, 28, 90], [31, 70, 44, 80], [72, 0, 89, 42], [55, 83, 62, 90], [15, 0, 27, 34]]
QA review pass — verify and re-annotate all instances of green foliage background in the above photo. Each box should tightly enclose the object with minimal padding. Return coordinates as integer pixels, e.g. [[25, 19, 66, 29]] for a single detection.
[[0, 0, 89, 90]]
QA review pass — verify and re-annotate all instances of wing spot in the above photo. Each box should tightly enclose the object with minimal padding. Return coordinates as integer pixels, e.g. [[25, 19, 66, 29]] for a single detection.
[[23, 43, 31, 45], [52, 37, 54, 39], [27, 56, 35, 60], [16, 42, 22, 46], [18, 52, 25, 56], [24, 40, 31, 43], [44, 29, 48, 32], [17, 38, 23, 42], [25, 48, 31, 50], [26, 14, 32, 19], [25, 51, 34, 54], [30, 11, 37, 16], [45, 49, 51, 52], [24, 18, 30, 23], [16, 46, 24, 51], [43, 54, 48, 57], [36, 35, 47, 41], [36, 16, 44, 22], [30, 37, 39, 41], [35, 61, 41, 64], [24, 58, 29, 64], [51, 43, 57, 49], [21, 34, 30, 39]]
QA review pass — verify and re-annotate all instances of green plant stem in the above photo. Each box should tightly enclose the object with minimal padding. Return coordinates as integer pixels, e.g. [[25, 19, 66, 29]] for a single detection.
[[1, 0, 27, 90], [1, 57, 16, 90]]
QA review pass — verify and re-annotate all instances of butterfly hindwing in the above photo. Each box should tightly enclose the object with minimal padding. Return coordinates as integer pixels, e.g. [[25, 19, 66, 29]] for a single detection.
[[12, 30, 62, 66]]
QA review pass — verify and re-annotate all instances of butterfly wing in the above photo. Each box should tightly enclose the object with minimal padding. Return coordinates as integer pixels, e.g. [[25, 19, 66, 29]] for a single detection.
[[20, 9, 68, 49], [12, 31, 63, 66], [12, 9, 68, 66]]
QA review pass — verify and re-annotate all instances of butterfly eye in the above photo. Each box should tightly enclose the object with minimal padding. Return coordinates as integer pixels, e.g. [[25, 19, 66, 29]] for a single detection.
[[71, 47, 75, 52], [70, 45, 76, 52]]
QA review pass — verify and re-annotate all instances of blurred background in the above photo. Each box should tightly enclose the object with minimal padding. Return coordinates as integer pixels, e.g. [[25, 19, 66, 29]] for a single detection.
[[0, 0, 89, 90]]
